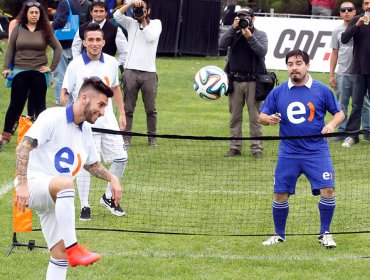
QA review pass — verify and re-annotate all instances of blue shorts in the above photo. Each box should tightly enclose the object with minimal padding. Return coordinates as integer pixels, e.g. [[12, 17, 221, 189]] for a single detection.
[[274, 156, 335, 196]]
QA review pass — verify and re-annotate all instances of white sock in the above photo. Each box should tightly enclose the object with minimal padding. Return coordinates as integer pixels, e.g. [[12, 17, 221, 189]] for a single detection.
[[46, 257, 68, 280], [105, 160, 127, 199], [55, 189, 77, 248], [77, 168, 90, 208]]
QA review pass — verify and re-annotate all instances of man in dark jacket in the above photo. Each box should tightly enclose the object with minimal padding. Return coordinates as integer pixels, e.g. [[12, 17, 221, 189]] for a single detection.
[[219, 7, 268, 158], [52, 0, 81, 105], [341, 0, 370, 147]]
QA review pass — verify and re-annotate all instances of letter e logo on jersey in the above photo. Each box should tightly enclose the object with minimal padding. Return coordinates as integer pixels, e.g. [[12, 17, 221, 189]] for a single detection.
[[287, 101, 315, 124], [322, 172, 333, 180], [55, 147, 82, 176]]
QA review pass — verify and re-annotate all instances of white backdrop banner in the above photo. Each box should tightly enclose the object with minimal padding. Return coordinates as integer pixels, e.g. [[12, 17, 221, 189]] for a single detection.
[[254, 16, 342, 73]]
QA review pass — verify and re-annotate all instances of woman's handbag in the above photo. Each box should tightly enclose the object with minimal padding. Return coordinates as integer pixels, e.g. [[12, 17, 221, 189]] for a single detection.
[[54, 0, 79, 40]]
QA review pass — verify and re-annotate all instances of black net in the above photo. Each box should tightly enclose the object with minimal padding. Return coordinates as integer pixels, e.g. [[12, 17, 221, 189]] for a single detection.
[[26, 129, 370, 236]]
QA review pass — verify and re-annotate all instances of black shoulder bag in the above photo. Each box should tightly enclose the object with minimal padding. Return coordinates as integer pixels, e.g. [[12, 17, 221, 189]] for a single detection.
[[255, 58, 279, 101]]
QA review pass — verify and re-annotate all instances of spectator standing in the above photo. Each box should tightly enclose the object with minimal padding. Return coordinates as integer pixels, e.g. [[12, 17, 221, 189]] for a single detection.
[[15, 77, 122, 279], [61, 23, 128, 220], [52, 0, 81, 105], [259, 49, 344, 247], [310, 0, 337, 17], [219, 7, 267, 158], [329, 1, 370, 141], [1, 1, 62, 149], [114, 0, 162, 147], [79, 0, 92, 24], [341, 0, 370, 147], [72, 0, 128, 69]]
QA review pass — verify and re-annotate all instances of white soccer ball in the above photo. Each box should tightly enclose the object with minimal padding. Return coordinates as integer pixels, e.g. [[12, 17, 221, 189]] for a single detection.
[[193, 65, 228, 100]]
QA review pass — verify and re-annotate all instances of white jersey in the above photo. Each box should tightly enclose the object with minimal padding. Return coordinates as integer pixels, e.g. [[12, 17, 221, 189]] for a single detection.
[[25, 106, 99, 180], [62, 52, 120, 130]]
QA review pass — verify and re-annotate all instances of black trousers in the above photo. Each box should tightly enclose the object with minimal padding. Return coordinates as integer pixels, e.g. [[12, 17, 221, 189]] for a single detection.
[[3, 70, 47, 134]]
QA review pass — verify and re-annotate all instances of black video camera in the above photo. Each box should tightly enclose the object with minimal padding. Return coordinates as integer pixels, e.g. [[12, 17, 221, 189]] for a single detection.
[[239, 18, 252, 29], [133, 6, 144, 18]]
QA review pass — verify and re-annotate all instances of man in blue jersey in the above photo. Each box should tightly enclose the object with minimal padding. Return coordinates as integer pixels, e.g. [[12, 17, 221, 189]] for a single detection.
[[259, 49, 345, 248]]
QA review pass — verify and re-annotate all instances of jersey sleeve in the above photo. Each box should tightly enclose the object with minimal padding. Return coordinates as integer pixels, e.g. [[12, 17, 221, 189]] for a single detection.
[[325, 88, 341, 116], [260, 88, 278, 115], [25, 109, 58, 146]]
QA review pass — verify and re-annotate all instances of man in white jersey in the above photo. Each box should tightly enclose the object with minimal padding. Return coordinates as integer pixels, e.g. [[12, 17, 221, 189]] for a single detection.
[[61, 22, 128, 220], [15, 77, 122, 279]]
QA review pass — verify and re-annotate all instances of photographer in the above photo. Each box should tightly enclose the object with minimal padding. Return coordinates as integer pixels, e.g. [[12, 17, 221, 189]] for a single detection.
[[113, 0, 162, 147], [219, 7, 268, 158]]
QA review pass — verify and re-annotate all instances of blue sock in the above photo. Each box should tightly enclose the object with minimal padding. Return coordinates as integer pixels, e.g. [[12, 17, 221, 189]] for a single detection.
[[272, 201, 289, 239], [318, 197, 336, 234]]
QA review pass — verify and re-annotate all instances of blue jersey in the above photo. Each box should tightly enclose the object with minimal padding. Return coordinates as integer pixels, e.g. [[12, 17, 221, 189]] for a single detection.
[[260, 77, 341, 158]]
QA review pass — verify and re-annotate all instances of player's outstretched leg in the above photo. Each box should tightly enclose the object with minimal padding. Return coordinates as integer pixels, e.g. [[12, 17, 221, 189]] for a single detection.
[[262, 200, 289, 245], [318, 195, 336, 248]]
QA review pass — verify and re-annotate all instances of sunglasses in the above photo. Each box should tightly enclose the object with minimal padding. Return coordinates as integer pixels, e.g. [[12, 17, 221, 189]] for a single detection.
[[26, 1, 41, 7], [92, 0, 106, 3], [340, 7, 354, 12]]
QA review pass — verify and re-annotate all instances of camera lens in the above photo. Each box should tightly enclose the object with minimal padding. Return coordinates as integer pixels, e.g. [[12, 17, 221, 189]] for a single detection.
[[239, 18, 250, 29], [133, 6, 144, 17]]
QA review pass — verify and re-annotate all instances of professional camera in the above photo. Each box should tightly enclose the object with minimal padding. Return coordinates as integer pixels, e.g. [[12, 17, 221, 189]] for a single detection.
[[133, 6, 144, 18], [239, 18, 252, 29]]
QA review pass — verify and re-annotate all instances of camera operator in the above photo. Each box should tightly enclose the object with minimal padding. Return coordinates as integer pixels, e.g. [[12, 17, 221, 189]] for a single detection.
[[114, 0, 162, 147], [219, 7, 268, 158]]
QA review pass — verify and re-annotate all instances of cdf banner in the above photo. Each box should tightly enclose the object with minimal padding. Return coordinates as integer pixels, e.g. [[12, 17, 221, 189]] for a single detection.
[[254, 16, 341, 73]]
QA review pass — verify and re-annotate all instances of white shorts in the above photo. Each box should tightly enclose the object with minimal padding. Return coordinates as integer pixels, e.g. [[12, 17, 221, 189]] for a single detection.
[[93, 132, 128, 163], [28, 175, 62, 250]]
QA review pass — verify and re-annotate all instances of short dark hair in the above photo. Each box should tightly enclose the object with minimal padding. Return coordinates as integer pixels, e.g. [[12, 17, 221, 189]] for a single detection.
[[79, 77, 113, 98], [83, 22, 104, 38], [143, 0, 151, 9], [285, 49, 310, 65], [90, 0, 108, 12]]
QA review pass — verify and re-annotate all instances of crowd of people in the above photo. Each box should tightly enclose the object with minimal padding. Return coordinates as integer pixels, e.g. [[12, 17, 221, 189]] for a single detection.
[[1, 0, 370, 278]]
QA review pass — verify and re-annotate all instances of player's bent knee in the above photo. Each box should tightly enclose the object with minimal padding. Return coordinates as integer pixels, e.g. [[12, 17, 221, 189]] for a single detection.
[[320, 187, 335, 198], [274, 193, 289, 202], [50, 176, 74, 192]]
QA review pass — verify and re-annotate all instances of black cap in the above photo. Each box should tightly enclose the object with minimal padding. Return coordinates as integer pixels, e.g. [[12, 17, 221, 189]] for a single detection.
[[237, 7, 254, 17]]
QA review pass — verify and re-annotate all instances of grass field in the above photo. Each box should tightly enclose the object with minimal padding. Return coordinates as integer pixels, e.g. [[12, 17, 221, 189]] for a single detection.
[[1, 40, 370, 279]]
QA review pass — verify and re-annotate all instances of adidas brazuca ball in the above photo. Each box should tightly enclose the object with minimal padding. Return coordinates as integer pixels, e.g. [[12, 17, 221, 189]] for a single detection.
[[193, 66, 228, 100]]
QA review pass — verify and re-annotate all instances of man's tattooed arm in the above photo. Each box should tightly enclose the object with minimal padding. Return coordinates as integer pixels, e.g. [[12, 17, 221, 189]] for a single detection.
[[15, 136, 38, 184], [84, 162, 112, 181]]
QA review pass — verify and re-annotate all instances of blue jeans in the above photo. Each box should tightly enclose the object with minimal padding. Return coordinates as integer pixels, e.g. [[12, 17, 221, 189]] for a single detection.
[[53, 48, 72, 103], [345, 74, 370, 141], [335, 74, 370, 131]]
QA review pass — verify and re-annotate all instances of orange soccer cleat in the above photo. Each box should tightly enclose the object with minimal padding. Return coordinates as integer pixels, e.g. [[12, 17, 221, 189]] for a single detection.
[[66, 244, 101, 267]]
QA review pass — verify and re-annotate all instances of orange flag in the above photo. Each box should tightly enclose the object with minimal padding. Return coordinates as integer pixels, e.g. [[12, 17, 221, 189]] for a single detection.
[[13, 116, 33, 233]]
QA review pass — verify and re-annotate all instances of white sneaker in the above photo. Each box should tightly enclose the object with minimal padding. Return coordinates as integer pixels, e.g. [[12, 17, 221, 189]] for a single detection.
[[318, 232, 336, 248], [342, 137, 355, 148], [262, 235, 286, 246]]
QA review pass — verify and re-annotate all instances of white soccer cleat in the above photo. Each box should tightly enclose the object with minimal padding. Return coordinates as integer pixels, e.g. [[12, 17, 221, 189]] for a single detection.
[[262, 235, 286, 246], [318, 232, 336, 248], [342, 137, 356, 148]]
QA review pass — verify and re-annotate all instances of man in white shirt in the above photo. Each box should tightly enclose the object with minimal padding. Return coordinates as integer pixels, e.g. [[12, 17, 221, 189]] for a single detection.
[[15, 77, 123, 279], [72, 0, 128, 69], [61, 23, 128, 221], [114, 0, 162, 147]]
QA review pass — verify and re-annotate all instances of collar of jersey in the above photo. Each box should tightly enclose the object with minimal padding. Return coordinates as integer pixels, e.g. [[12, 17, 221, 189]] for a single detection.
[[288, 74, 313, 89], [66, 103, 83, 131], [82, 51, 105, 65]]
